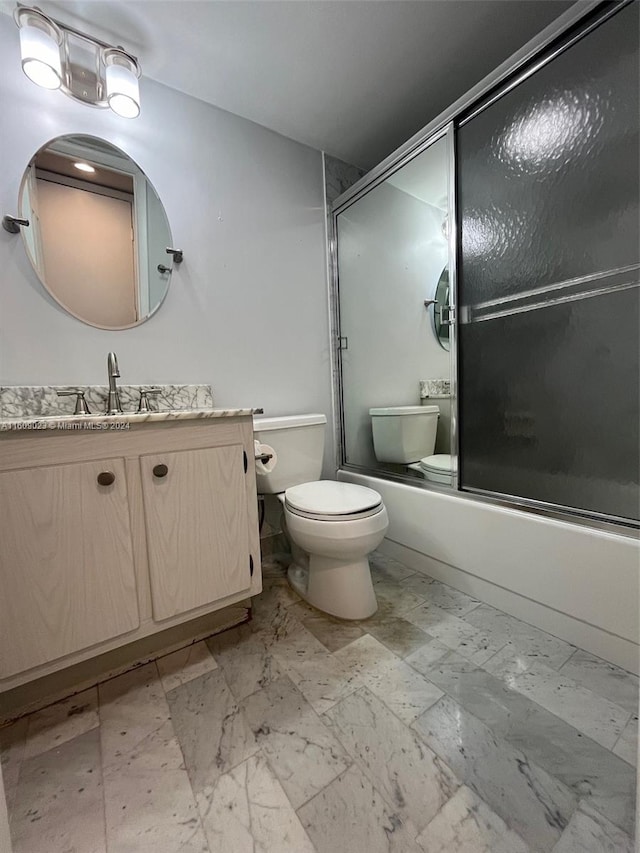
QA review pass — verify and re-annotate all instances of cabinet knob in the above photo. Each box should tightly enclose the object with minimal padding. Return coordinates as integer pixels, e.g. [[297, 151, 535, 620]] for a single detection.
[[153, 464, 168, 478], [97, 471, 115, 486]]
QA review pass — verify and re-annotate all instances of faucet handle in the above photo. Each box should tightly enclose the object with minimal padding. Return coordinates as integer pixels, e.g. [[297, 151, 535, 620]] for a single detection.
[[57, 389, 91, 415], [137, 388, 162, 413]]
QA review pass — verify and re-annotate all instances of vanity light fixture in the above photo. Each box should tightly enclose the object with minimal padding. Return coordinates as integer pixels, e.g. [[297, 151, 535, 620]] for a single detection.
[[74, 162, 95, 173], [14, 4, 141, 118]]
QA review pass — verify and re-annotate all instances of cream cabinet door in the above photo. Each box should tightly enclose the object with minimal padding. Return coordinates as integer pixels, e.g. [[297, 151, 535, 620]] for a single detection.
[[0, 458, 139, 679], [140, 445, 253, 621]]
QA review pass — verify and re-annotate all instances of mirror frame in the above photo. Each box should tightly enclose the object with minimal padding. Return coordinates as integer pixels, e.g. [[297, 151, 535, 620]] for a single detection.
[[431, 266, 450, 351]]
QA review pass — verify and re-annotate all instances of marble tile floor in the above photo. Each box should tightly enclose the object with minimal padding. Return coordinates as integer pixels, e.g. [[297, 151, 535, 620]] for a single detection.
[[1, 550, 637, 852]]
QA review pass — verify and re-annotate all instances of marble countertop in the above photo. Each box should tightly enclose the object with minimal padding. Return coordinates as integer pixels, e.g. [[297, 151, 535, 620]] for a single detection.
[[0, 407, 264, 432]]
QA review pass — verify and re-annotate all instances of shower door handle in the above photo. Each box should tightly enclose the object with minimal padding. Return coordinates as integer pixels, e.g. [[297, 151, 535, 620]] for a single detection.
[[441, 306, 456, 325]]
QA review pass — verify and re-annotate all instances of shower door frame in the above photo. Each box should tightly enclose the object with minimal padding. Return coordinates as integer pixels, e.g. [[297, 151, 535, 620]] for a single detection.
[[331, 122, 459, 487], [329, 0, 639, 532]]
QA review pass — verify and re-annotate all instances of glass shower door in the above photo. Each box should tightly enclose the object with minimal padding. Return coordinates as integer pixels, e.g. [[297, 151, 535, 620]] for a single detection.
[[456, 1, 639, 522], [335, 129, 456, 484]]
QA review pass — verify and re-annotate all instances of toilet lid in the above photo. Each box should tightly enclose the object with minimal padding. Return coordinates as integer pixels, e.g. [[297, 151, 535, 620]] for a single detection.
[[369, 405, 439, 416], [419, 454, 456, 473], [285, 480, 382, 516]]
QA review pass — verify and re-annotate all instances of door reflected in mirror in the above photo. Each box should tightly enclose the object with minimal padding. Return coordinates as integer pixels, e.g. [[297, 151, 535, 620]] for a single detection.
[[19, 134, 173, 330]]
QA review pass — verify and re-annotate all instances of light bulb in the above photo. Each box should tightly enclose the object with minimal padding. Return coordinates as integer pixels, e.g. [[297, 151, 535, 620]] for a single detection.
[[18, 18, 62, 90], [104, 50, 140, 118]]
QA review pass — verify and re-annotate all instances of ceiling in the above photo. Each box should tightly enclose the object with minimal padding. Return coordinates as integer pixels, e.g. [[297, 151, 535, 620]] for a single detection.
[[37, 147, 135, 194], [1, 0, 574, 168]]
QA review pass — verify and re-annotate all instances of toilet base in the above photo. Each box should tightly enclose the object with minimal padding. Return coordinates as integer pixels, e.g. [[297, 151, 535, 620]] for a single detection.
[[287, 555, 378, 620]]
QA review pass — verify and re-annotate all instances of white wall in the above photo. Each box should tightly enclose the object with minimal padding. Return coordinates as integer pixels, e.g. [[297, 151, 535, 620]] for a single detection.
[[337, 181, 449, 468], [340, 470, 640, 674], [0, 16, 334, 471]]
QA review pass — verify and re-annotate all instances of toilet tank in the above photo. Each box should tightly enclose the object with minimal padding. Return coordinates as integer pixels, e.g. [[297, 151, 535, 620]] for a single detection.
[[253, 413, 326, 494], [369, 405, 439, 464]]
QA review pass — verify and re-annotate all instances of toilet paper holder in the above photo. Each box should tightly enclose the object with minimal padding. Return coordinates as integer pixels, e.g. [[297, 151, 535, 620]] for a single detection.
[[255, 451, 273, 464]]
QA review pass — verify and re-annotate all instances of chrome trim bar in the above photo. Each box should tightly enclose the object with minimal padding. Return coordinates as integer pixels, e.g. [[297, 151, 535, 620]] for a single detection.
[[461, 484, 640, 531], [333, 126, 449, 217], [445, 123, 459, 490], [463, 264, 640, 323], [326, 155, 347, 474], [469, 264, 640, 311], [469, 280, 639, 323]]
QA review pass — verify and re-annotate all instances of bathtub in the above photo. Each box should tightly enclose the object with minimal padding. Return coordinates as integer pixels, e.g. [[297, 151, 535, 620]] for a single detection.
[[338, 470, 640, 674]]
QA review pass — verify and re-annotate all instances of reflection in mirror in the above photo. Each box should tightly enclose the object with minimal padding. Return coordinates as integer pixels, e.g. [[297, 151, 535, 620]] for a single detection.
[[19, 135, 172, 329], [432, 267, 450, 351], [335, 130, 454, 487]]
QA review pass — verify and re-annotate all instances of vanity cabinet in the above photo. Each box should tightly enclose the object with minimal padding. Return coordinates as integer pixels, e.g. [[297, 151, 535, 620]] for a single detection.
[[0, 457, 139, 679], [141, 445, 252, 620], [0, 415, 261, 690]]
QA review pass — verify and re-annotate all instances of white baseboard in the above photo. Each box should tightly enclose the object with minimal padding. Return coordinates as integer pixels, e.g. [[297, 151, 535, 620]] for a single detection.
[[379, 537, 639, 675]]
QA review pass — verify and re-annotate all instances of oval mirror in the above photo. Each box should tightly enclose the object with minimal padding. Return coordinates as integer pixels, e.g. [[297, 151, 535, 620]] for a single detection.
[[432, 266, 450, 351], [18, 134, 173, 330]]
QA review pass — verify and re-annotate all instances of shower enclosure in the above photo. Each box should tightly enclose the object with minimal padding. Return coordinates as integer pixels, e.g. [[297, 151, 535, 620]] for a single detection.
[[332, 0, 639, 528]]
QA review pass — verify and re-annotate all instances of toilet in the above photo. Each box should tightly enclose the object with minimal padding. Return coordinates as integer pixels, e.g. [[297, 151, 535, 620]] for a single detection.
[[370, 406, 455, 485], [254, 413, 388, 620], [369, 405, 439, 463]]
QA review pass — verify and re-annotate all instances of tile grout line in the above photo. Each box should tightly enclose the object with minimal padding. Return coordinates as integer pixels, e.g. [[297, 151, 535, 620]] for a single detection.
[[474, 641, 510, 669], [258, 741, 339, 841], [96, 696, 109, 853], [318, 684, 458, 835], [328, 639, 445, 729], [4, 727, 25, 828], [406, 690, 583, 844], [166, 663, 269, 827], [292, 761, 353, 817], [153, 658, 214, 853], [557, 645, 579, 673], [554, 647, 640, 711], [609, 711, 636, 755], [229, 663, 353, 844], [484, 654, 635, 740], [257, 605, 452, 839], [410, 642, 638, 777]]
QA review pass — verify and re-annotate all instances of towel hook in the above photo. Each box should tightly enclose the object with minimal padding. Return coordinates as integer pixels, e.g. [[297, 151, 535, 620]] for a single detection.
[[2, 215, 30, 234], [166, 247, 183, 264]]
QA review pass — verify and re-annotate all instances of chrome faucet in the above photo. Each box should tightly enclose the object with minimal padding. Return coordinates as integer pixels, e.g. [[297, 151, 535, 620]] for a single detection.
[[106, 352, 123, 414]]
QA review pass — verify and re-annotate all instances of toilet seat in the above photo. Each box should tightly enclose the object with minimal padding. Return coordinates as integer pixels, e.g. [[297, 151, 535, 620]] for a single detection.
[[285, 480, 383, 522], [419, 454, 455, 475], [419, 453, 455, 484]]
